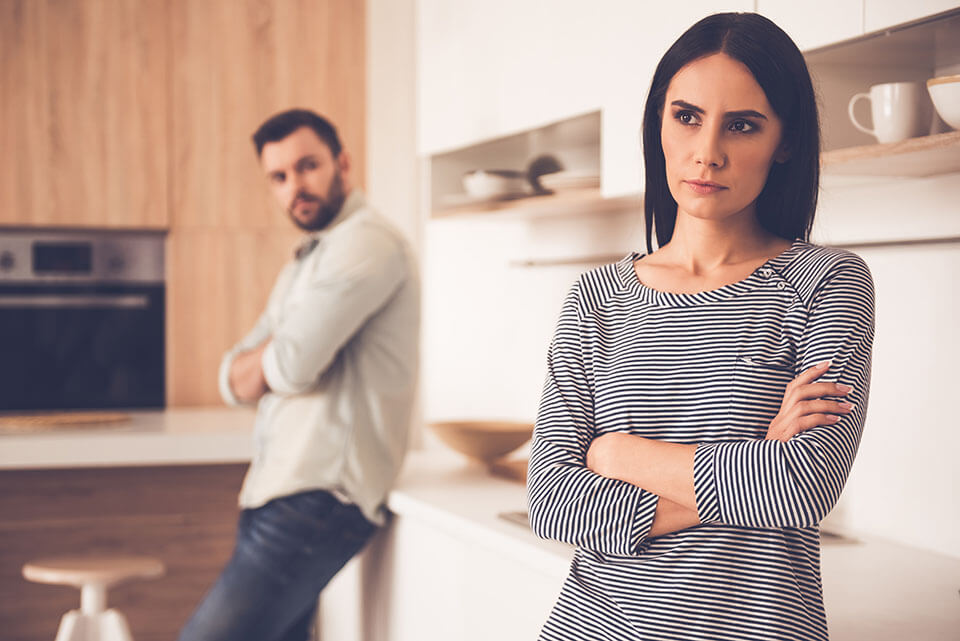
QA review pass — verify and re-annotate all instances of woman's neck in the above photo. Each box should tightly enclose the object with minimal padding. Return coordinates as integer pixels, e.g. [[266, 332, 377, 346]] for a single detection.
[[656, 211, 790, 273]]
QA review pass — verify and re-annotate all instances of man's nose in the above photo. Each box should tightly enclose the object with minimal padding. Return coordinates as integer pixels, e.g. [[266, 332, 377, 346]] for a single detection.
[[693, 128, 726, 169]]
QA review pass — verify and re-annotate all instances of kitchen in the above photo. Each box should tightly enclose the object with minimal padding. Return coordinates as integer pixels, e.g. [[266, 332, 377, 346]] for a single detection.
[[1, 1, 959, 640]]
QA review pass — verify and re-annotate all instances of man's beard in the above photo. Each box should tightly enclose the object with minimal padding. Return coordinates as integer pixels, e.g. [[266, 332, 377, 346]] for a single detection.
[[287, 170, 347, 232]]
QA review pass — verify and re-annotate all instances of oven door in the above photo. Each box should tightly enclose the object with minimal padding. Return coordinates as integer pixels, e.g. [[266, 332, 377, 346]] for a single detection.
[[0, 283, 165, 411]]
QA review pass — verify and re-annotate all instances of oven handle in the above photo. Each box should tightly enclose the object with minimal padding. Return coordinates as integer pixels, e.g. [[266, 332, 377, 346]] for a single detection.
[[0, 294, 150, 309]]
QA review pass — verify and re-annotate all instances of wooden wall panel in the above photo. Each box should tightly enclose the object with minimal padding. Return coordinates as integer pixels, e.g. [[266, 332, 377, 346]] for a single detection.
[[0, 0, 168, 229], [166, 0, 367, 406], [0, 465, 247, 641]]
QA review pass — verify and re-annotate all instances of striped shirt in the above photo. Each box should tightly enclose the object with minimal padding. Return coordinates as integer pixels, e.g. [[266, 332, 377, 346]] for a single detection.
[[527, 241, 875, 641]]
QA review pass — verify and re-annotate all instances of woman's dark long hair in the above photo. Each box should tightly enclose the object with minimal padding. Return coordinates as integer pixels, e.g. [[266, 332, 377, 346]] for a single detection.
[[642, 13, 820, 253]]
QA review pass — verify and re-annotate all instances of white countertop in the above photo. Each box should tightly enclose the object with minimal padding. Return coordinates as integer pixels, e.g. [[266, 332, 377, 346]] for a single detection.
[[388, 448, 960, 640], [0, 407, 256, 469]]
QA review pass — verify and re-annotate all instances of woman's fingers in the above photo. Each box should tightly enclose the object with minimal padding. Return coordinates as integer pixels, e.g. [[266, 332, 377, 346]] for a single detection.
[[788, 360, 831, 389], [799, 399, 854, 416], [794, 381, 854, 401]]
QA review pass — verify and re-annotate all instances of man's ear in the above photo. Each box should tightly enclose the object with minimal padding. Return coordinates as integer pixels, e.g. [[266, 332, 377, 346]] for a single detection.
[[336, 149, 352, 174]]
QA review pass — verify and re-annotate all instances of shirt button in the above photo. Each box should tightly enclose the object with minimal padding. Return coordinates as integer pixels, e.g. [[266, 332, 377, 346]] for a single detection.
[[776, 281, 786, 290], [760, 268, 773, 278]]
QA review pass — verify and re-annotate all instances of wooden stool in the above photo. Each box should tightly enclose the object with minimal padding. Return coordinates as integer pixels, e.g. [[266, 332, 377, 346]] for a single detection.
[[23, 556, 165, 641]]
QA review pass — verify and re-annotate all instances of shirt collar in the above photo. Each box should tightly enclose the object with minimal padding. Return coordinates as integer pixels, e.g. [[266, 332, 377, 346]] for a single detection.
[[294, 189, 367, 260]]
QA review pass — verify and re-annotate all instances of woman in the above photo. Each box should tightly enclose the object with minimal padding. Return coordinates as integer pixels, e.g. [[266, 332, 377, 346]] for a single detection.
[[527, 12, 874, 641]]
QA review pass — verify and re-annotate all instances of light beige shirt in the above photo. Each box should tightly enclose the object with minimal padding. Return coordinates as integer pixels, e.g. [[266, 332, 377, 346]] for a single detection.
[[219, 190, 420, 525]]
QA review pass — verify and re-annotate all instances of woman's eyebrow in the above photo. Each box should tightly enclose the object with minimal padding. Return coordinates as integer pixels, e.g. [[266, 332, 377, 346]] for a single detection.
[[670, 99, 768, 120]]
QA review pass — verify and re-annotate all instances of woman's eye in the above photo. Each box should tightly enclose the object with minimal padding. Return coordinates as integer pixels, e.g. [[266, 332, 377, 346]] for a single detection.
[[674, 110, 698, 126], [729, 119, 756, 133]]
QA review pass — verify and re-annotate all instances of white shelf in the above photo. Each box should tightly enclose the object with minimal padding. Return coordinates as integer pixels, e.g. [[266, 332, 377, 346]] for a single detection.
[[822, 131, 960, 177]]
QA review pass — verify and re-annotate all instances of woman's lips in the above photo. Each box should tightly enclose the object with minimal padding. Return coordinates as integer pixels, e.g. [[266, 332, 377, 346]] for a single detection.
[[684, 180, 728, 195]]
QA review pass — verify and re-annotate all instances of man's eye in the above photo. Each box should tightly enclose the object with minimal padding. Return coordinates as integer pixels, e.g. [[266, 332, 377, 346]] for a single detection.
[[271, 173, 286, 183], [301, 160, 318, 171]]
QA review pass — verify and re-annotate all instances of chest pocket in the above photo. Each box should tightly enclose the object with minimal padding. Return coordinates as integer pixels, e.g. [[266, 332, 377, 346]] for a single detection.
[[727, 355, 796, 437]]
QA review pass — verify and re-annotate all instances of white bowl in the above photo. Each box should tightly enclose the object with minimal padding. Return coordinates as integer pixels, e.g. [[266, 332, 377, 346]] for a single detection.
[[927, 74, 960, 130], [462, 170, 529, 199]]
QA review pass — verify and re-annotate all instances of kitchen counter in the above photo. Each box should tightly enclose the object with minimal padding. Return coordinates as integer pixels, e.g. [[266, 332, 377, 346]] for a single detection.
[[384, 448, 960, 641], [0, 407, 256, 469]]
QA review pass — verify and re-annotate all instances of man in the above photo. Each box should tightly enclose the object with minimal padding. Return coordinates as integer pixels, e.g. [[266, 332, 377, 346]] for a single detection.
[[178, 109, 420, 641]]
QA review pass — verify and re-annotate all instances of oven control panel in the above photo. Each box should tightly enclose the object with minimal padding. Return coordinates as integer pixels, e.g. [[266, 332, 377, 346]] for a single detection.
[[0, 231, 164, 283]]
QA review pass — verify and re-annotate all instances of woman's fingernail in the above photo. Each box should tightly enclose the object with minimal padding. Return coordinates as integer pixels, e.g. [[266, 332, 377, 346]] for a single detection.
[[829, 414, 841, 421], [839, 401, 854, 409], [818, 360, 831, 369], [837, 384, 853, 393]]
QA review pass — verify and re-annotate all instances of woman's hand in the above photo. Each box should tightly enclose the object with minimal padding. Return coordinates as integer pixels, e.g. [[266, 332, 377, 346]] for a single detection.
[[766, 361, 854, 442]]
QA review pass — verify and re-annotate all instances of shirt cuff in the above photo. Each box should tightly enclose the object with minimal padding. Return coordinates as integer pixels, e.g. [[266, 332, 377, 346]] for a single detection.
[[218, 351, 242, 406], [261, 341, 302, 396], [628, 491, 661, 551], [694, 442, 722, 524]]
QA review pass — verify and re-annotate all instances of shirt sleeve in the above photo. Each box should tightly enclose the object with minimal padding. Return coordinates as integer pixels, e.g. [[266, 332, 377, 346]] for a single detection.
[[527, 280, 661, 555], [218, 310, 273, 407], [262, 222, 407, 396], [694, 254, 876, 528]]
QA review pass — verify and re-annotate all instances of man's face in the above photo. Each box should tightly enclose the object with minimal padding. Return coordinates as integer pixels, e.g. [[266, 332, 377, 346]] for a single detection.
[[260, 126, 350, 231]]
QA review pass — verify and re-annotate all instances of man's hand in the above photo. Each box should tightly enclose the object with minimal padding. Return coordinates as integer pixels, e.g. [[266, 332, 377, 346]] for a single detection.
[[229, 341, 270, 403], [765, 361, 854, 442]]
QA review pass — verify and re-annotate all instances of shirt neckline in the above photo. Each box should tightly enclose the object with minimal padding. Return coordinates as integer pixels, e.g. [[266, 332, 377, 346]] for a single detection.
[[616, 240, 806, 307]]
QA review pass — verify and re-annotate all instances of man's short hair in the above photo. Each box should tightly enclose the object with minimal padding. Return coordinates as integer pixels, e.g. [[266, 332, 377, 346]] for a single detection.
[[252, 109, 343, 158]]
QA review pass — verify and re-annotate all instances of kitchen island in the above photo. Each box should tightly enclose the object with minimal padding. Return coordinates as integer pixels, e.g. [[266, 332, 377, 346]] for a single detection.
[[3, 416, 957, 641], [0, 408, 256, 641]]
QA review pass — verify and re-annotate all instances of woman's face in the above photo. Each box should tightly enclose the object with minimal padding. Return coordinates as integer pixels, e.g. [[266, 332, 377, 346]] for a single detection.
[[660, 52, 787, 227]]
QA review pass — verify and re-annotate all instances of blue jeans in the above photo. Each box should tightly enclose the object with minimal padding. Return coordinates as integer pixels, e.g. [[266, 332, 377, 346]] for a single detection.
[[178, 489, 377, 641]]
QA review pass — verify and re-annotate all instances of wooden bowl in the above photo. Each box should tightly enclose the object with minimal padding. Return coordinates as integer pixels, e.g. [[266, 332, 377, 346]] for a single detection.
[[428, 420, 534, 463]]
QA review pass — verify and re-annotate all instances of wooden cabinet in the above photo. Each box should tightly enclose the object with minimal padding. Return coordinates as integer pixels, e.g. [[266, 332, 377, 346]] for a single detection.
[[0, 0, 169, 229], [165, 0, 366, 406], [168, 0, 365, 231]]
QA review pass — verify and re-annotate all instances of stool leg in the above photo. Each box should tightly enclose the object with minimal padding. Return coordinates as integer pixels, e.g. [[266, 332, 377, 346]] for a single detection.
[[53, 610, 86, 641], [99, 609, 134, 641], [81, 582, 107, 614]]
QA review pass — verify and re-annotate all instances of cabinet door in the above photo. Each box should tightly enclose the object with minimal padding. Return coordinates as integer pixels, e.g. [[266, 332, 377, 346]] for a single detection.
[[865, 0, 960, 32], [417, 0, 606, 155], [757, 0, 864, 51], [0, 0, 169, 229]]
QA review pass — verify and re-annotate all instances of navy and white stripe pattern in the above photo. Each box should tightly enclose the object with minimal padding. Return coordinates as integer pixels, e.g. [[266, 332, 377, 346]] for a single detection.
[[527, 241, 875, 641]]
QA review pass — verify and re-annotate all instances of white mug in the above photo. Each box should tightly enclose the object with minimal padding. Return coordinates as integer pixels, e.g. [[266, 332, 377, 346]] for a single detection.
[[848, 82, 932, 144]]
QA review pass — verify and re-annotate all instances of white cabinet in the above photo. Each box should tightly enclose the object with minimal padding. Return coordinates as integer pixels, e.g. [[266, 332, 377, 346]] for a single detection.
[[417, 0, 607, 155], [756, 0, 864, 51], [864, 0, 960, 32], [416, 0, 755, 196]]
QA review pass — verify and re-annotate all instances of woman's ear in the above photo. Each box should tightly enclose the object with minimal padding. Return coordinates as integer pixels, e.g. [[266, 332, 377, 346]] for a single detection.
[[774, 142, 791, 164]]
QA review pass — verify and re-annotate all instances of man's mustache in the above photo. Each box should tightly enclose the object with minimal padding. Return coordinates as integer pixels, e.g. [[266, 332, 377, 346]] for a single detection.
[[290, 192, 321, 209]]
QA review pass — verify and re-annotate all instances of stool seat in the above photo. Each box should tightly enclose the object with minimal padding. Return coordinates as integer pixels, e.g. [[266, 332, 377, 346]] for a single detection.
[[23, 556, 165, 641], [23, 556, 165, 588]]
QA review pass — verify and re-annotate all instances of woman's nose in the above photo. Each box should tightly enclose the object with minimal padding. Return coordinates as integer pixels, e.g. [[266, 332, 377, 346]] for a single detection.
[[694, 130, 726, 169]]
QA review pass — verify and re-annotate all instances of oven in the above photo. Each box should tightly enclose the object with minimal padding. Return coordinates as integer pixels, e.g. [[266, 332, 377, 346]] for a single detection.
[[0, 230, 165, 412]]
